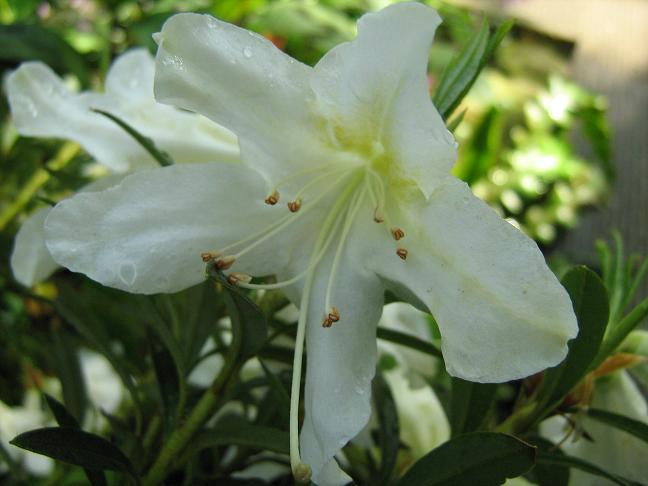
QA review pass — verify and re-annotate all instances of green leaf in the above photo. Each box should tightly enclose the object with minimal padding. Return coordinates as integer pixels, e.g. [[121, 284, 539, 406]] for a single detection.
[[43, 395, 108, 486], [147, 327, 182, 436], [450, 378, 497, 437], [92, 109, 174, 167], [585, 408, 648, 443], [376, 326, 442, 358], [373, 372, 400, 484], [50, 330, 87, 424], [186, 419, 289, 457], [258, 360, 290, 428], [397, 432, 536, 486], [208, 267, 268, 362], [524, 436, 569, 486], [537, 450, 643, 486], [10, 427, 138, 479], [0, 24, 89, 85], [538, 267, 609, 406], [433, 20, 512, 120]]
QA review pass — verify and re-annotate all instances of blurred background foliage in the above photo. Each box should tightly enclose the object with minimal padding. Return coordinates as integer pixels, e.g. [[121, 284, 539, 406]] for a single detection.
[[0, 0, 619, 484]]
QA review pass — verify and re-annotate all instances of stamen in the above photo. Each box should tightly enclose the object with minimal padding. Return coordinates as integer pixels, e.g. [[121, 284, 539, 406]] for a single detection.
[[322, 307, 340, 328], [265, 190, 280, 205], [287, 199, 302, 213], [200, 251, 220, 262], [323, 185, 368, 316], [227, 272, 252, 285], [373, 207, 384, 223], [396, 248, 408, 260], [289, 171, 364, 478], [391, 228, 405, 240], [215, 255, 236, 270]]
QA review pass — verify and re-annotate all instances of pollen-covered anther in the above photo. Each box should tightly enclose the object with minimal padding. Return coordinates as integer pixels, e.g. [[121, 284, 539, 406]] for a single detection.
[[215, 255, 236, 270], [287, 199, 302, 213], [373, 208, 384, 223], [396, 248, 408, 260], [265, 190, 280, 205], [391, 228, 405, 240], [227, 272, 252, 285], [201, 251, 220, 262], [322, 307, 340, 328]]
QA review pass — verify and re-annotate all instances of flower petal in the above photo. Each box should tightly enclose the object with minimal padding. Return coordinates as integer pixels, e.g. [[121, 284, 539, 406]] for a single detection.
[[10, 206, 59, 287], [154, 14, 329, 186], [311, 2, 456, 197], [44, 163, 306, 294], [6, 50, 239, 172], [282, 249, 383, 484], [360, 178, 578, 382]]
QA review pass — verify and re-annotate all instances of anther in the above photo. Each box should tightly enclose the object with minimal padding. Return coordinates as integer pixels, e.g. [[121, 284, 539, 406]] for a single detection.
[[373, 208, 384, 223], [396, 248, 408, 260], [201, 251, 220, 262], [287, 199, 302, 213], [227, 272, 252, 285], [265, 190, 280, 205], [215, 255, 236, 270], [322, 306, 340, 328], [391, 228, 405, 240]]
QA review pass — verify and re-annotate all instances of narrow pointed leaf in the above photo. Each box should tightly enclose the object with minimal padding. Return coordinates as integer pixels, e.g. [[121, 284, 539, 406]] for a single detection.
[[537, 450, 643, 486], [376, 326, 442, 358], [10, 427, 138, 479], [50, 331, 87, 423], [92, 109, 174, 167], [373, 372, 400, 484], [538, 266, 609, 406], [585, 408, 648, 443], [208, 267, 267, 361], [450, 378, 497, 436], [397, 432, 536, 486]]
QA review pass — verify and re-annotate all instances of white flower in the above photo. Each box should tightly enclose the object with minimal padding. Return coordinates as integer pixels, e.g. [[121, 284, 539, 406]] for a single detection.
[[7, 49, 239, 286], [43, 3, 577, 484], [541, 371, 648, 485]]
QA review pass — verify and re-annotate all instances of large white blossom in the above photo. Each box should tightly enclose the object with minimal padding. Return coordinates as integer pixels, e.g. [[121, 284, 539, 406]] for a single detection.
[[43, 3, 577, 484], [7, 49, 239, 286]]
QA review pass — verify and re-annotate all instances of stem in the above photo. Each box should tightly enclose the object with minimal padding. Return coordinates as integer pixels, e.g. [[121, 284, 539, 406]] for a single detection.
[[142, 360, 239, 486], [0, 142, 79, 231]]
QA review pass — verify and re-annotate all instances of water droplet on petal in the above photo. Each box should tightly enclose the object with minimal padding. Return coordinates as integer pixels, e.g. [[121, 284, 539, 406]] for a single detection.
[[118, 262, 137, 286], [242, 46, 253, 59]]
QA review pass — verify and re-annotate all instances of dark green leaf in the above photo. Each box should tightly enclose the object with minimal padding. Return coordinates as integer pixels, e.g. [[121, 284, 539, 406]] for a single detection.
[[397, 432, 536, 486], [208, 267, 267, 361], [44, 395, 108, 486], [10, 427, 138, 479], [586, 408, 648, 444], [92, 109, 174, 167], [186, 419, 289, 457], [0, 24, 89, 85], [450, 378, 497, 437], [50, 330, 87, 424], [373, 372, 400, 484], [147, 328, 182, 435], [524, 436, 569, 486], [376, 326, 442, 358], [259, 360, 290, 428], [539, 267, 609, 406], [447, 108, 467, 133], [537, 450, 643, 486]]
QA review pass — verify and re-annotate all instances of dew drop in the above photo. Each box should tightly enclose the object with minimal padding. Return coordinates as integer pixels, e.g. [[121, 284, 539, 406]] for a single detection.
[[118, 262, 137, 286], [242, 46, 253, 59]]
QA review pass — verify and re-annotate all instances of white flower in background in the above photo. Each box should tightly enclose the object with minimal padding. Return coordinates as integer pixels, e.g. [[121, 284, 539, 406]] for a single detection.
[[80, 349, 123, 430], [541, 371, 648, 485], [0, 390, 54, 477], [43, 3, 577, 484], [7, 48, 240, 287]]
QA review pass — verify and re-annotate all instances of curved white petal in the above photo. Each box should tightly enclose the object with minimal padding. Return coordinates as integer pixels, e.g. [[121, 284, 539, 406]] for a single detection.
[[154, 14, 329, 187], [312, 2, 456, 198], [44, 163, 313, 294], [10, 206, 59, 286], [283, 245, 383, 485], [541, 372, 648, 485], [6, 50, 239, 172], [360, 178, 577, 382]]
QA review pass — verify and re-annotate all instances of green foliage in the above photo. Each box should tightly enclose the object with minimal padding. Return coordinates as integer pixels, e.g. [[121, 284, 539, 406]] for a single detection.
[[397, 432, 536, 486]]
